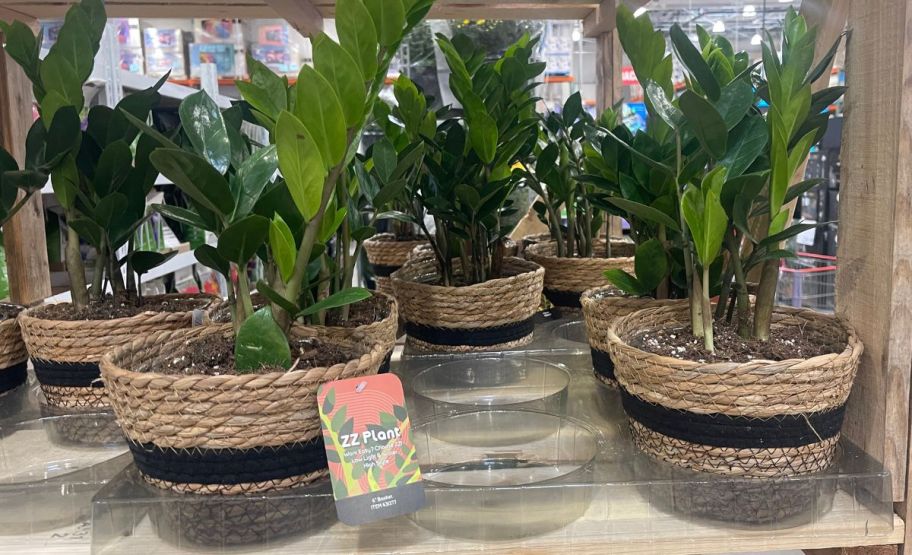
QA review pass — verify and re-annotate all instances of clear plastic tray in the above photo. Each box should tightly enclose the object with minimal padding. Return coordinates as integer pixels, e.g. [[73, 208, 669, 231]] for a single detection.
[[410, 357, 571, 416], [90, 351, 895, 554], [0, 414, 129, 537]]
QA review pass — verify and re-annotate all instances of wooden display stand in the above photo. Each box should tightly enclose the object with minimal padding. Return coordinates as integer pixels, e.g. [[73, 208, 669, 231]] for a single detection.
[[2, 0, 912, 553]]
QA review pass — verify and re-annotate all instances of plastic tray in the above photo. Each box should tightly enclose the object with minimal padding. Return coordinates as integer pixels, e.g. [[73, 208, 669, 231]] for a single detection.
[[90, 351, 895, 553]]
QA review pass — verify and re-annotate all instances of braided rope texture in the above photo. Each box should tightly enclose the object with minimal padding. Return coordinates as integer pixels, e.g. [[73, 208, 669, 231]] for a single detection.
[[525, 239, 635, 295], [100, 323, 386, 493], [391, 255, 543, 353], [0, 306, 26, 369], [606, 303, 862, 476], [363, 233, 428, 267], [408, 238, 519, 262]]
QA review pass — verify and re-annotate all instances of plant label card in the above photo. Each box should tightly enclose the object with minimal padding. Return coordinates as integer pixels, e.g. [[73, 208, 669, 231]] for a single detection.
[[317, 373, 426, 526]]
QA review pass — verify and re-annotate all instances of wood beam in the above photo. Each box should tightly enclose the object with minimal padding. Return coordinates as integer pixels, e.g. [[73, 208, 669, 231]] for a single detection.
[[263, 0, 323, 38], [0, 31, 52, 305], [836, 0, 912, 514], [584, 0, 648, 37], [595, 28, 622, 115]]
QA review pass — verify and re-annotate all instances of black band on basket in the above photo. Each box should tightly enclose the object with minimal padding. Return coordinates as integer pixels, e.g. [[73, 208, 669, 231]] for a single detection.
[[378, 352, 393, 374], [128, 439, 328, 486], [620, 388, 846, 449], [0, 360, 27, 393], [32, 359, 102, 388], [405, 316, 535, 347], [590, 348, 615, 382], [370, 263, 401, 278], [543, 288, 583, 308]]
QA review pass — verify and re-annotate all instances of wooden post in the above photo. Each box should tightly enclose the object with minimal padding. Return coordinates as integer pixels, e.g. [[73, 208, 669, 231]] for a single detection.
[[0, 31, 52, 305], [262, 0, 323, 38], [836, 0, 912, 512]]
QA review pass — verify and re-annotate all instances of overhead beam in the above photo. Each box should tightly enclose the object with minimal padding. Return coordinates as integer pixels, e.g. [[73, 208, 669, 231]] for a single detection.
[[263, 0, 323, 38], [584, 0, 647, 37]]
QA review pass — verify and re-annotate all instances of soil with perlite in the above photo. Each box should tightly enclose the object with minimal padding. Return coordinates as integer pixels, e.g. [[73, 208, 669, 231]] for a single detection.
[[163, 334, 357, 376], [0, 304, 23, 321], [33, 295, 212, 321], [627, 319, 842, 363]]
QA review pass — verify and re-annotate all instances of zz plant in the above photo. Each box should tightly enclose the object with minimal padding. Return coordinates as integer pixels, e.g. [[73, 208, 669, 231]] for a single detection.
[[377, 34, 544, 286], [598, 6, 841, 352], [2, 0, 171, 308], [133, 0, 434, 371]]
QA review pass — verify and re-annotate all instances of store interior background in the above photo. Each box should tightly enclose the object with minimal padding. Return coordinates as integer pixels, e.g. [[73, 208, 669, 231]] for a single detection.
[[24, 0, 841, 318]]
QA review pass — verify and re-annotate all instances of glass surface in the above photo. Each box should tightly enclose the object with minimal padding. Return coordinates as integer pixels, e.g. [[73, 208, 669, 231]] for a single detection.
[[411, 357, 571, 416], [549, 319, 588, 345]]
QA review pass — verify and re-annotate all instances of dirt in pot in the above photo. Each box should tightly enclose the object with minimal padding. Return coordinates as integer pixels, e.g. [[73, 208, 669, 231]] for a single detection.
[[325, 294, 390, 328], [34, 295, 212, 321], [0, 304, 23, 321], [628, 320, 843, 363], [163, 334, 357, 376]]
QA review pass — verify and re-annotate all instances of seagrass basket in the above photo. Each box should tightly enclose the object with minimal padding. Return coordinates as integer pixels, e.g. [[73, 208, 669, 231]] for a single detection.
[[408, 238, 519, 262], [524, 239, 635, 309], [391, 255, 544, 352], [0, 304, 27, 395], [20, 294, 214, 409], [363, 233, 428, 294], [607, 303, 863, 477], [100, 323, 386, 494], [581, 286, 685, 387]]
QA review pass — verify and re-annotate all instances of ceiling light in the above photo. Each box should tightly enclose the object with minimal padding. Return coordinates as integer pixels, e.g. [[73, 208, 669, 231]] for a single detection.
[[712, 20, 725, 33], [633, 7, 647, 17], [571, 29, 582, 42], [779, 0, 792, 3], [743, 5, 756, 17], [751, 33, 762, 45]]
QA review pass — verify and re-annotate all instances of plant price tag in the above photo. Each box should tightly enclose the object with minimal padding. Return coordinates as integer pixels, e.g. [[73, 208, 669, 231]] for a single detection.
[[317, 373, 426, 526]]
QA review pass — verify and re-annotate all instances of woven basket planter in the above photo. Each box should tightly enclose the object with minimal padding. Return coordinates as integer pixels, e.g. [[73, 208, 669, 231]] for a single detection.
[[391, 255, 544, 352], [20, 295, 214, 410], [100, 323, 386, 495], [408, 238, 519, 263], [524, 239, 635, 309], [364, 233, 428, 294], [607, 303, 863, 477], [581, 287, 686, 387], [0, 304, 27, 396]]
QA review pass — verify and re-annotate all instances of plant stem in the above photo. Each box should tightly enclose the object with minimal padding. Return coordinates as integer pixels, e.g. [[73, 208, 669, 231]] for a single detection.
[[701, 265, 714, 353], [606, 215, 613, 259], [66, 221, 89, 307], [91, 243, 105, 299], [235, 262, 254, 324], [691, 265, 704, 338], [657, 224, 668, 299], [673, 133, 700, 335], [752, 258, 779, 341], [726, 233, 752, 339]]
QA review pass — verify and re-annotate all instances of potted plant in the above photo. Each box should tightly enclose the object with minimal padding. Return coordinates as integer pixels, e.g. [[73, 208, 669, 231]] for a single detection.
[[361, 88, 430, 294], [521, 95, 635, 310], [100, 0, 433, 494], [594, 6, 859, 478], [0, 147, 52, 396], [386, 35, 545, 352], [3, 1, 213, 410]]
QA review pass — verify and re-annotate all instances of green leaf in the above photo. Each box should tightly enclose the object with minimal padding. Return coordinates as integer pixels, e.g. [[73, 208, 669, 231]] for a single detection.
[[94, 193, 129, 229], [336, 0, 379, 78], [39, 55, 84, 120], [313, 34, 366, 127], [603, 268, 646, 296], [719, 115, 768, 178], [322, 387, 336, 415], [319, 207, 347, 243], [469, 110, 498, 165], [117, 107, 180, 150], [276, 111, 327, 220], [670, 24, 721, 100], [364, 0, 406, 47], [269, 214, 296, 283], [372, 179, 407, 209], [130, 250, 172, 275], [93, 140, 133, 197], [760, 221, 829, 249], [235, 307, 292, 373], [256, 280, 301, 316], [217, 214, 270, 264], [455, 184, 481, 210], [150, 149, 234, 217], [295, 65, 347, 167], [179, 90, 231, 174], [607, 197, 680, 232], [50, 154, 79, 210], [784, 178, 825, 206], [154, 203, 211, 231], [679, 90, 728, 159], [0, 21, 40, 86], [634, 238, 668, 293], [372, 138, 397, 182], [44, 106, 82, 168], [643, 80, 681, 129], [714, 79, 755, 130], [195, 244, 230, 276], [298, 288, 372, 317], [562, 92, 583, 125], [682, 173, 728, 266], [233, 145, 278, 220]]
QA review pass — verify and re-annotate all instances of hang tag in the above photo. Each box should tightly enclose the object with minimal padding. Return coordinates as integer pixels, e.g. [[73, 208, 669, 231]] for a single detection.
[[317, 373, 426, 526]]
